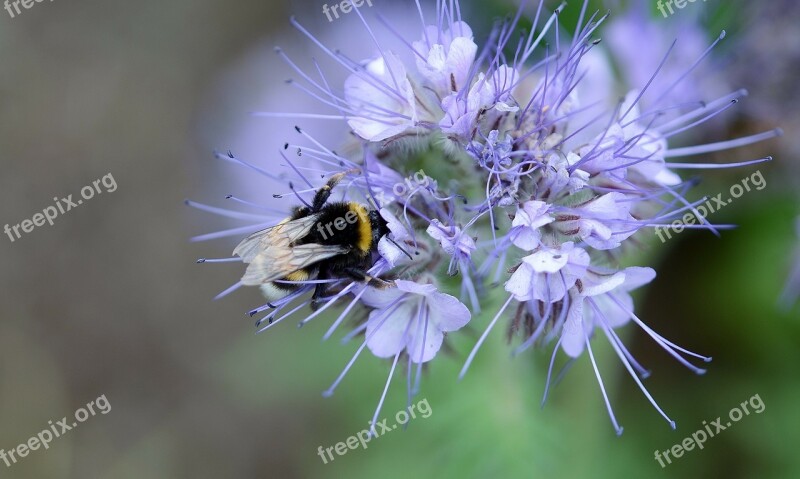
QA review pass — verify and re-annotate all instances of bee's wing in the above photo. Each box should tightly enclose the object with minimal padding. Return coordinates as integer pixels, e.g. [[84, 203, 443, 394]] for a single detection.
[[233, 214, 320, 263], [240, 243, 349, 286]]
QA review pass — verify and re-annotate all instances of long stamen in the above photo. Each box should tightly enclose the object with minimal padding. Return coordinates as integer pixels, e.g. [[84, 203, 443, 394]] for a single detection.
[[598, 320, 675, 429], [584, 327, 624, 436], [368, 350, 402, 439], [214, 282, 242, 301], [541, 337, 563, 408], [459, 295, 514, 379], [665, 129, 782, 157]]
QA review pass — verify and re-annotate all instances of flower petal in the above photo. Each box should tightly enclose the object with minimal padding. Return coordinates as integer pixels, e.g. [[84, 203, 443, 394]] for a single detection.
[[395, 279, 438, 296], [365, 302, 414, 358], [360, 285, 406, 310], [426, 291, 471, 331], [505, 263, 534, 301], [621, 266, 656, 291], [561, 294, 586, 358], [407, 319, 444, 364]]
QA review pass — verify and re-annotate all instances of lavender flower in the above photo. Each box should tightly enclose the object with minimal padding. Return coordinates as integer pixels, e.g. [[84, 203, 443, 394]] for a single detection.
[[361, 279, 471, 363], [344, 54, 423, 141], [190, 0, 780, 432], [506, 242, 590, 303], [412, 21, 478, 96], [509, 200, 553, 250]]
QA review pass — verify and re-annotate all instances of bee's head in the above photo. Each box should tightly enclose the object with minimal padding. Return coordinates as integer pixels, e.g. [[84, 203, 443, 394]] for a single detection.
[[369, 209, 414, 260], [368, 209, 390, 241]]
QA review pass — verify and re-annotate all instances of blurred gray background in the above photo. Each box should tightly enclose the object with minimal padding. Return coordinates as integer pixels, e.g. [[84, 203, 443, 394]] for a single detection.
[[0, 0, 311, 477]]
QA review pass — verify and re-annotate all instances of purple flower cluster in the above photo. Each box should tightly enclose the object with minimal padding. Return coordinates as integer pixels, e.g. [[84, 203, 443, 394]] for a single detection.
[[191, 0, 779, 432]]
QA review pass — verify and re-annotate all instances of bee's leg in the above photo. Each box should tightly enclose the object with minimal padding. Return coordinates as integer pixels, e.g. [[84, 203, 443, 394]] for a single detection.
[[342, 267, 394, 289], [310, 265, 331, 311], [311, 172, 346, 212], [309, 283, 330, 311], [311, 168, 360, 212]]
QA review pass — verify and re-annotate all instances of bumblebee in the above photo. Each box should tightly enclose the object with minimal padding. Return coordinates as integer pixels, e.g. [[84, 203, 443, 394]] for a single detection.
[[233, 171, 391, 306]]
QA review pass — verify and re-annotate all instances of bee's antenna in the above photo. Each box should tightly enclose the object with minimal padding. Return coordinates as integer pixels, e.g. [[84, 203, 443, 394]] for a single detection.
[[386, 236, 414, 260]]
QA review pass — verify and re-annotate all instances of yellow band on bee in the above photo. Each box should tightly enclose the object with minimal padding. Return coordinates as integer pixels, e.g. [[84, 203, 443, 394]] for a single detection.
[[286, 270, 309, 282], [348, 202, 373, 253]]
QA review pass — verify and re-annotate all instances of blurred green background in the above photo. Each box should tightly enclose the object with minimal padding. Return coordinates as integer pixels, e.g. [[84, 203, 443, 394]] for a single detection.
[[0, 0, 797, 478]]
